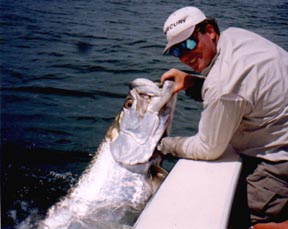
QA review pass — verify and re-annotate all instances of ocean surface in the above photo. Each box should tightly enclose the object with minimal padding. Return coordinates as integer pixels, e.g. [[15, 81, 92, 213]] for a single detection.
[[1, 0, 287, 228]]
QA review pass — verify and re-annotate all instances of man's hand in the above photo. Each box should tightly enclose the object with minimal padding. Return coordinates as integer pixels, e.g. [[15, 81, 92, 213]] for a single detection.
[[161, 68, 195, 94], [157, 137, 177, 156]]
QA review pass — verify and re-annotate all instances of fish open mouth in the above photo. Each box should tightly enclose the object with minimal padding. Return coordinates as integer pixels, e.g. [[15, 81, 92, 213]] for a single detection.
[[109, 79, 176, 166]]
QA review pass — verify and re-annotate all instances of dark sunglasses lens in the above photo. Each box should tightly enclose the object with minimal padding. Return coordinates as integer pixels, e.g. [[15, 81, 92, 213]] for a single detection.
[[169, 47, 180, 57], [168, 38, 197, 57]]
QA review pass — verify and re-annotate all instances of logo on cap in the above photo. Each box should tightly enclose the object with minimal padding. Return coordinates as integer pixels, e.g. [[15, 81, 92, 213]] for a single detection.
[[164, 18, 186, 34]]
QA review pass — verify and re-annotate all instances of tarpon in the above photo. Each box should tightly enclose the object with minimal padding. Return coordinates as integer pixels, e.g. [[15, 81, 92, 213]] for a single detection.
[[37, 78, 176, 229]]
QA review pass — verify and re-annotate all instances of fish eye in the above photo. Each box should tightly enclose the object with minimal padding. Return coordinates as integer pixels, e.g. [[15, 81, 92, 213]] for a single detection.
[[124, 98, 133, 109]]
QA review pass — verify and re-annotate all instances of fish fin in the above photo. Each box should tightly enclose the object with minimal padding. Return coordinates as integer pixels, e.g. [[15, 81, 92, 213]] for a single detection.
[[149, 165, 168, 194]]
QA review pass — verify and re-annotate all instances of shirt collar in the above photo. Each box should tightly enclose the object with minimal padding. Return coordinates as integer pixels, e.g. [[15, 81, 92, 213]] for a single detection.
[[200, 33, 222, 76]]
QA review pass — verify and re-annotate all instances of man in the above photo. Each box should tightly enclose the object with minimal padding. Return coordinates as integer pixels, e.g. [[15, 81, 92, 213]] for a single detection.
[[159, 6, 288, 229]]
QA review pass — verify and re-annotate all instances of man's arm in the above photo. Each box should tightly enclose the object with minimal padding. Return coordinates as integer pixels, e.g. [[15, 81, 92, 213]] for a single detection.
[[159, 94, 250, 160]]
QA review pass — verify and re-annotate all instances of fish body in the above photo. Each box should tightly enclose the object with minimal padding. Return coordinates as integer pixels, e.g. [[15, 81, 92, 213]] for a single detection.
[[38, 78, 176, 229]]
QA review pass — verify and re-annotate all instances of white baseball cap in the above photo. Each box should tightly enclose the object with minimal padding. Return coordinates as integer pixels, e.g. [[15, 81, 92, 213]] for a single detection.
[[163, 7, 207, 55]]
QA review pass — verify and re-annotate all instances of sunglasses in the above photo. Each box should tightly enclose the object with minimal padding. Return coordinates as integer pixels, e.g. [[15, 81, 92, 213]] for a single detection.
[[168, 34, 198, 58]]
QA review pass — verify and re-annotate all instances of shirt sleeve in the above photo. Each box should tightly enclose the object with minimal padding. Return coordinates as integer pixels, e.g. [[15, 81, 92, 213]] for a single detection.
[[167, 94, 250, 160]]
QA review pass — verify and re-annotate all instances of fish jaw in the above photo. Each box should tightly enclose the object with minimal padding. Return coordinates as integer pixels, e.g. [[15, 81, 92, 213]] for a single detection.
[[109, 79, 176, 166]]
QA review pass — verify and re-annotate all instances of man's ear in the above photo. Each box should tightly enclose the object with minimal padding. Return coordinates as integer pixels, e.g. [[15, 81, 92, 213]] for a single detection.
[[205, 24, 217, 41]]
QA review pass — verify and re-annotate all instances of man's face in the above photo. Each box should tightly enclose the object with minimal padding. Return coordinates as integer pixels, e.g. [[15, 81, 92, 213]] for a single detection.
[[179, 25, 218, 72]]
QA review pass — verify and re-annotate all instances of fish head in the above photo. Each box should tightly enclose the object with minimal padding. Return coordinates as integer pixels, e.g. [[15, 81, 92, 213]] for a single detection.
[[107, 78, 176, 167]]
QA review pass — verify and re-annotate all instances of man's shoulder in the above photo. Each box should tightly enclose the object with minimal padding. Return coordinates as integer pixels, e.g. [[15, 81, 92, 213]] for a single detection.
[[218, 27, 283, 63], [220, 27, 282, 51], [222, 27, 255, 37]]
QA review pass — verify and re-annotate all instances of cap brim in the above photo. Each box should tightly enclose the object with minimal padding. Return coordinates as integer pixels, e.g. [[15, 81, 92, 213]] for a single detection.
[[162, 26, 196, 55]]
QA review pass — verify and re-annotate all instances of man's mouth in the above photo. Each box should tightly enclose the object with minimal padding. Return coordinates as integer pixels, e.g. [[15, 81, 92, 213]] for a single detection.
[[189, 58, 197, 65]]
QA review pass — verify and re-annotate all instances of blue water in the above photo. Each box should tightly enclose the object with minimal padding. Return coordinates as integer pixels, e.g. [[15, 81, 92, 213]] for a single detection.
[[1, 0, 287, 228]]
